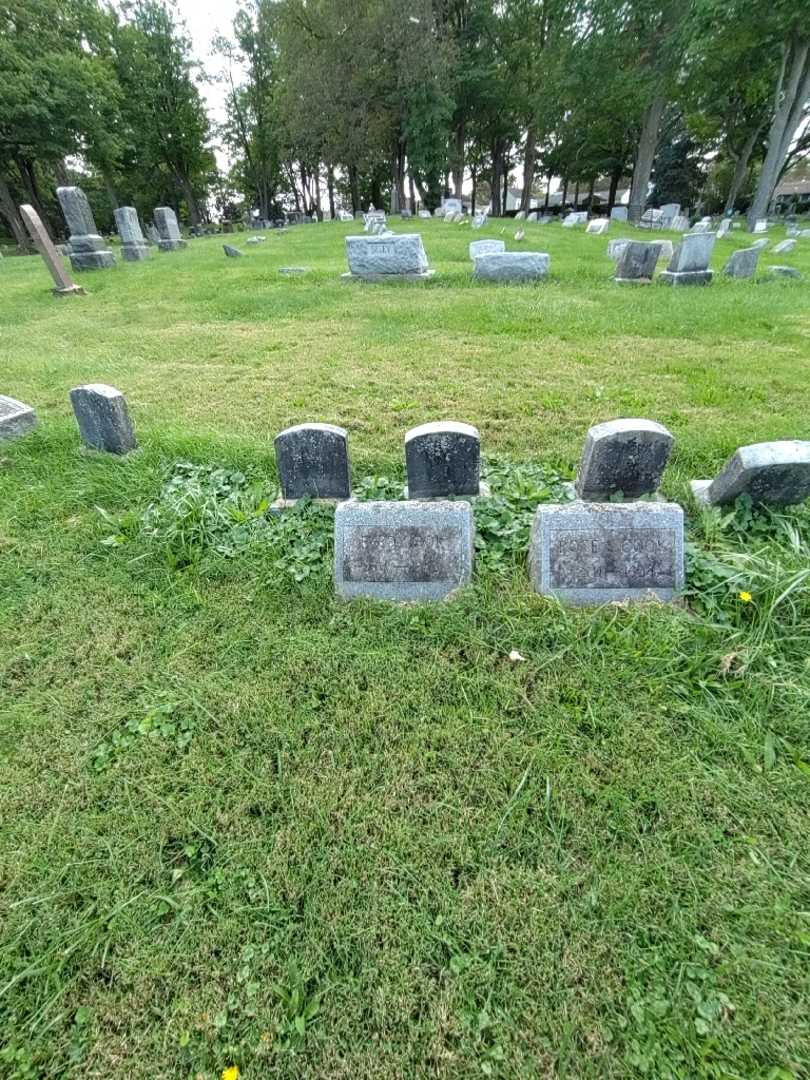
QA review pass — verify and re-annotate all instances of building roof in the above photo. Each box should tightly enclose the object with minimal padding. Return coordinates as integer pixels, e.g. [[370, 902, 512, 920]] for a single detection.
[[775, 179, 810, 196]]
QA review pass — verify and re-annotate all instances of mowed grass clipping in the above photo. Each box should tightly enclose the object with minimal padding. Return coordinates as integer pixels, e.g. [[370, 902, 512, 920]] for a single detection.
[[1, 220, 810, 1079]]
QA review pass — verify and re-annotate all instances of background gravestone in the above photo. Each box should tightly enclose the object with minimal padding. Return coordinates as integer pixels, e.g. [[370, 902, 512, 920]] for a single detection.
[[223, 244, 243, 258], [114, 206, 150, 262], [344, 234, 432, 280], [0, 395, 37, 440], [153, 207, 187, 252], [405, 422, 482, 498], [529, 501, 684, 604], [723, 247, 760, 279], [659, 232, 716, 286], [56, 187, 115, 271], [691, 441, 810, 507], [614, 241, 662, 283], [335, 500, 474, 602], [575, 419, 674, 501], [469, 239, 505, 258], [274, 423, 351, 502], [772, 239, 796, 255], [18, 204, 85, 296], [69, 384, 137, 455]]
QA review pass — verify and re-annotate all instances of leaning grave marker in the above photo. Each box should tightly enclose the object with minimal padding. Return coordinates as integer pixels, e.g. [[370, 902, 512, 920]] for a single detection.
[[70, 384, 137, 455], [18, 204, 85, 296], [0, 396, 37, 441], [56, 187, 115, 271], [691, 442, 810, 507]]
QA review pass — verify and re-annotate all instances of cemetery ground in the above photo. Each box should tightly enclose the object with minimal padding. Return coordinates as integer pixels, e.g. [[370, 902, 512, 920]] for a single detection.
[[1, 220, 809, 1080]]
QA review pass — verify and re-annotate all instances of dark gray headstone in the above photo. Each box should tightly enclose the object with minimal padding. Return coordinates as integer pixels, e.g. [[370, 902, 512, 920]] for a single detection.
[[659, 232, 715, 286], [223, 244, 243, 258], [529, 501, 684, 604], [691, 441, 810, 507], [114, 206, 150, 262], [723, 247, 760, 279], [56, 186, 115, 271], [0, 395, 37, 440], [575, 419, 674, 501], [69, 384, 137, 455], [405, 421, 481, 498], [335, 500, 474, 601], [614, 241, 662, 283], [153, 207, 187, 252], [274, 423, 351, 501]]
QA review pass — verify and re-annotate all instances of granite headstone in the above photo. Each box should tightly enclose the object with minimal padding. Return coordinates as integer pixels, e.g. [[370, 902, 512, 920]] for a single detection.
[[274, 423, 351, 502], [691, 441, 810, 507], [56, 186, 115, 270], [404, 422, 482, 499], [0, 395, 37, 441], [575, 419, 674, 501], [70, 384, 137, 455]]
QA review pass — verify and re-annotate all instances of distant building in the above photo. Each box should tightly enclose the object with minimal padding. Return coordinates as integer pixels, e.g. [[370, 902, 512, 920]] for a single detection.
[[775, 177, 810, 213]]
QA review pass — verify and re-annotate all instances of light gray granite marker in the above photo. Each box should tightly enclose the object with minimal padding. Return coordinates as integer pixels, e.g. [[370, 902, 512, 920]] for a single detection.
[[335, 499, 474, 602], [691, 441, 810, 507], [56, 187, 115, 271], [0, 395, 37, 440], [69, 384, 137, 454], [723, 247, 761, 279], [153, 207, 187, 252], [114, 207, 150, 261], [610, 206, 628, 221], [405, 421, 482, 498], [472, 251, 549, 282], [343, 234, 432, 280], [274, 423, 351, 502], [18, 204, 85, 296], [614, 241, 662, 282], [586, 218, 609, 235], [529, 501, 684, 604], [660, 232, 715, 286], [469, 239, 505, 259], [575, 419, 674, 501]]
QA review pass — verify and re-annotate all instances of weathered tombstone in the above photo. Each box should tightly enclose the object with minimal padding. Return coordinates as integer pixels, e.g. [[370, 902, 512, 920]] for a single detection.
[[404, 422, 483, 499], [56, 187, 115, 270], [749, 238, 769, 251], [514, 210, 526, 221], [145, 223, 160, 245], [639, 208, 664, 229], [691, 441, 810, 507], [689, 219, 712, 234], [278, 266, 311, 274], [660, 202, 680, 223], [400, 208, 412, 219], [529, 501, 684, 605], [752, 219, 768, 233], [0, 395, 37, 441], [669, 214, 689, 231], [768, 265, 802, 279], [773, 238, 796, 254], [418, 209, 432, 219], [334, 500, 474, 602], [513, 228, 525, 241], [574, 419, 674, 501], [343, 234, 433, 280], [586, 218, 610, 235], [274, 423, 351, 503], [716, 219, 731, 238], [610, 206, 628, 221], [659, 232, 716, 286], [613, 240, 662, 283], [153, 207, 187, 252], [471, 213, 487, 229], [18, 204, 85, 297], [69, 384, 137, 455], [223, 244, 243, 258], [469, 239, 506, 259], [562, 211, 588, 227], [473, 251, 549, 282], [113, 206, 150, 262], [527, 211, 539, 222], [723, 246, 760, 279], [441, 198, 463, 216]]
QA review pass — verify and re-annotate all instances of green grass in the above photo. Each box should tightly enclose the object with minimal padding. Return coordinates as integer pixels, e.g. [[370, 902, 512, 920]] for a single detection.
[[1, 219, 810, 1079]]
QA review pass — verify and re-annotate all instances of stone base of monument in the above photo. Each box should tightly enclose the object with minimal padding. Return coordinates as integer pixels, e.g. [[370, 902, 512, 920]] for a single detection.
[[121, 243, 150, 262], [402, 480, 491, 501], [689, 480, 712, 506], [158, 239, 188, 252], [561, 481, 666, 503], [659, 269, 713, 286], [0, 396, 38, 441], [341, 270, 435, 282], [529, 501, 684, 605], [335, 499, 474, 602], [69, 250, 116, 271]]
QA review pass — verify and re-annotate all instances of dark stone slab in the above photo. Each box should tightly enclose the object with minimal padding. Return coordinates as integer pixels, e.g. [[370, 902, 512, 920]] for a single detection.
[[614, 241, 662, 282], [57, 187, 116, 270], [114, 207, 150, 262], [274, 423, 351, 501], [723, 247, 760, 279], [575, 418, 674, 500], [405, 421, 481, 498], [69, 384, 137, 455], [223, 244, 243, 257], [691, 441, 810, 507], [153, 207, 187, 251]]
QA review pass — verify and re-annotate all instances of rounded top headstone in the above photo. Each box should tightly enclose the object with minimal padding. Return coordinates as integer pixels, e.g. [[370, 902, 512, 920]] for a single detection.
[[576, 418, 674, 501]]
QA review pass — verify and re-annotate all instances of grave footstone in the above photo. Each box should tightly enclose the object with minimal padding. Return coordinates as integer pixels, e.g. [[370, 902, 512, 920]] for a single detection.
[[274, 423, 351, 503], [574, 419, 674, 501], [418, 210, 432, 219], [0, 395, 37, 441], [153, 207, 187, 252], [586, 218, 609, 235], [514, 210, 526, 221], [659, 232, 715, 286], [723, 247, 760, 279], [529, 501, 684, 605], [768, 265, 801, 279], [56, 187, 115, 270], [343, 234, 433, 280], [691, 441, 810, 507], [335, 499, 474, 602], [772, 238, 796, 254], [223, 244, 243, 257], [18, 204, 85, 296], [613, 240, 662, 283], [469, 239, 505, 259], [69, 384, 137, 455], [113, 206, 150, 262], [472, 251, 549, 282], [562, 211, 588, 227], [404, 422, 484, 499]]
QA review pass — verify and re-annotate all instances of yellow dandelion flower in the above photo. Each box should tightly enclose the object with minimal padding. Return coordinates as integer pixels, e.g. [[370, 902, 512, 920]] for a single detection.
[[222, 1067, 240, 1080], [738, 591, 753, 603]]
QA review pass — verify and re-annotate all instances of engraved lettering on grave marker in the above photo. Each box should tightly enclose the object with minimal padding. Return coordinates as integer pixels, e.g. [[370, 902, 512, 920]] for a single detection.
[[344, 525, 461, 582], [549, 528, 677, 589]]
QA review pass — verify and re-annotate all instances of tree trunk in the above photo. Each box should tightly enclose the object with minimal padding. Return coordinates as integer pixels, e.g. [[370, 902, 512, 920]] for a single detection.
[[471, 166, 477, 215], [628, 91, 666, 224], [327, 165, 335, 219], [177, 173, 201, 224], [102, 171, 118, 214], [390, 137, 404, 214], [544, 169, 552, 209], [491, 139, 505, 216], [520, 126, 537, 213], [15, 158, 50, 234], [54, 158, 70, 187], [607, 162, 622, 209], [313, 163, 323, 220], [452, 119, 465, 197], [561, 177, 568, 209], [724, 125, 760, 215], [408, 172, 416, 213], [502, 170, 509, 215], [0, 173, 30, 250], [747, 35, 810, 229], [587, 176, 595, 210], [573, 180, 580, 208], [348, 164, 360, 214]]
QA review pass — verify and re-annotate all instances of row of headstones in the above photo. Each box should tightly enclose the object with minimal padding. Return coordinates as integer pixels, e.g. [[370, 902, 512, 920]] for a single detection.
[[611, 232, 801, 284], [4, 390, 810, 605]]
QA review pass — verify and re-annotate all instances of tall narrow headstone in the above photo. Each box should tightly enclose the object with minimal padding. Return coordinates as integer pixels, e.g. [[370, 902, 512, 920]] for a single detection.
[[56, 187, 115, 270], [18, 204, 85, 296], [69, 384, 137, 455], [659, 232, 716, 286], [691, 442, 810, 507], [274, 423, 351, 502], [613, 241, 662, 283], [404, 422, 482, 499], [153, 207, 187, 252], [575, 419, 674, 501], [114, 207, 150, 262], [0, 395, 37, 441]]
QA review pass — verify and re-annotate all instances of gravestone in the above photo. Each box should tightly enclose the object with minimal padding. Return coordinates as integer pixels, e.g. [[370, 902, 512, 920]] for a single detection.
[[659, 232, 716, 286], [0, 395, 37, 441], [469, 239, 505, 258], [773, 238, 796, 254], [586, 218, 610, 235], [716, 219, 731, 238], [69, 384, 137, 455], [768, 265, 801, 279], [608, 239, 629, 261], [404, 422, 483, 499], [472, 251, 549, 282], [660, 202, 680, 222], [278, 266, 311, 274], [418, 210, 432, 219], [610, 206, 628, 221], [343, 234, 432, 280], [442, 198, 463, 216], [689, 219, 712, 234], [562, 211, 588, 227], [527, 211, 539, 222], [223, 244, 243, 258], [335, 500, 474, 602], [113, 206, 150, 262], [752, 220, 768, 233], [513, 228, 525, 241], [723, 247, 760, 279], [400, 209, 412, 219], [18, 204, 85, 296], [691, 441, 810, 507], [575, 419, 674, 501], [56, 187, 115, 270], [274, 423, 351, 503], [145, 223, 160, 245], [669, 215, 690, 232], [472, 213, 488, 229], [514, 210, 526, 221], [529, 501, 684, 604], [613, 240, 662, 283], [640, 208, 664, 229], [153, 207, 187, 252], [337, 210, 354, 221]]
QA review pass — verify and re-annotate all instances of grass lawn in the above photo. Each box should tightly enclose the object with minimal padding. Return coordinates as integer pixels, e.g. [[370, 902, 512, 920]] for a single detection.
[[1, 219, 810, 1079]]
